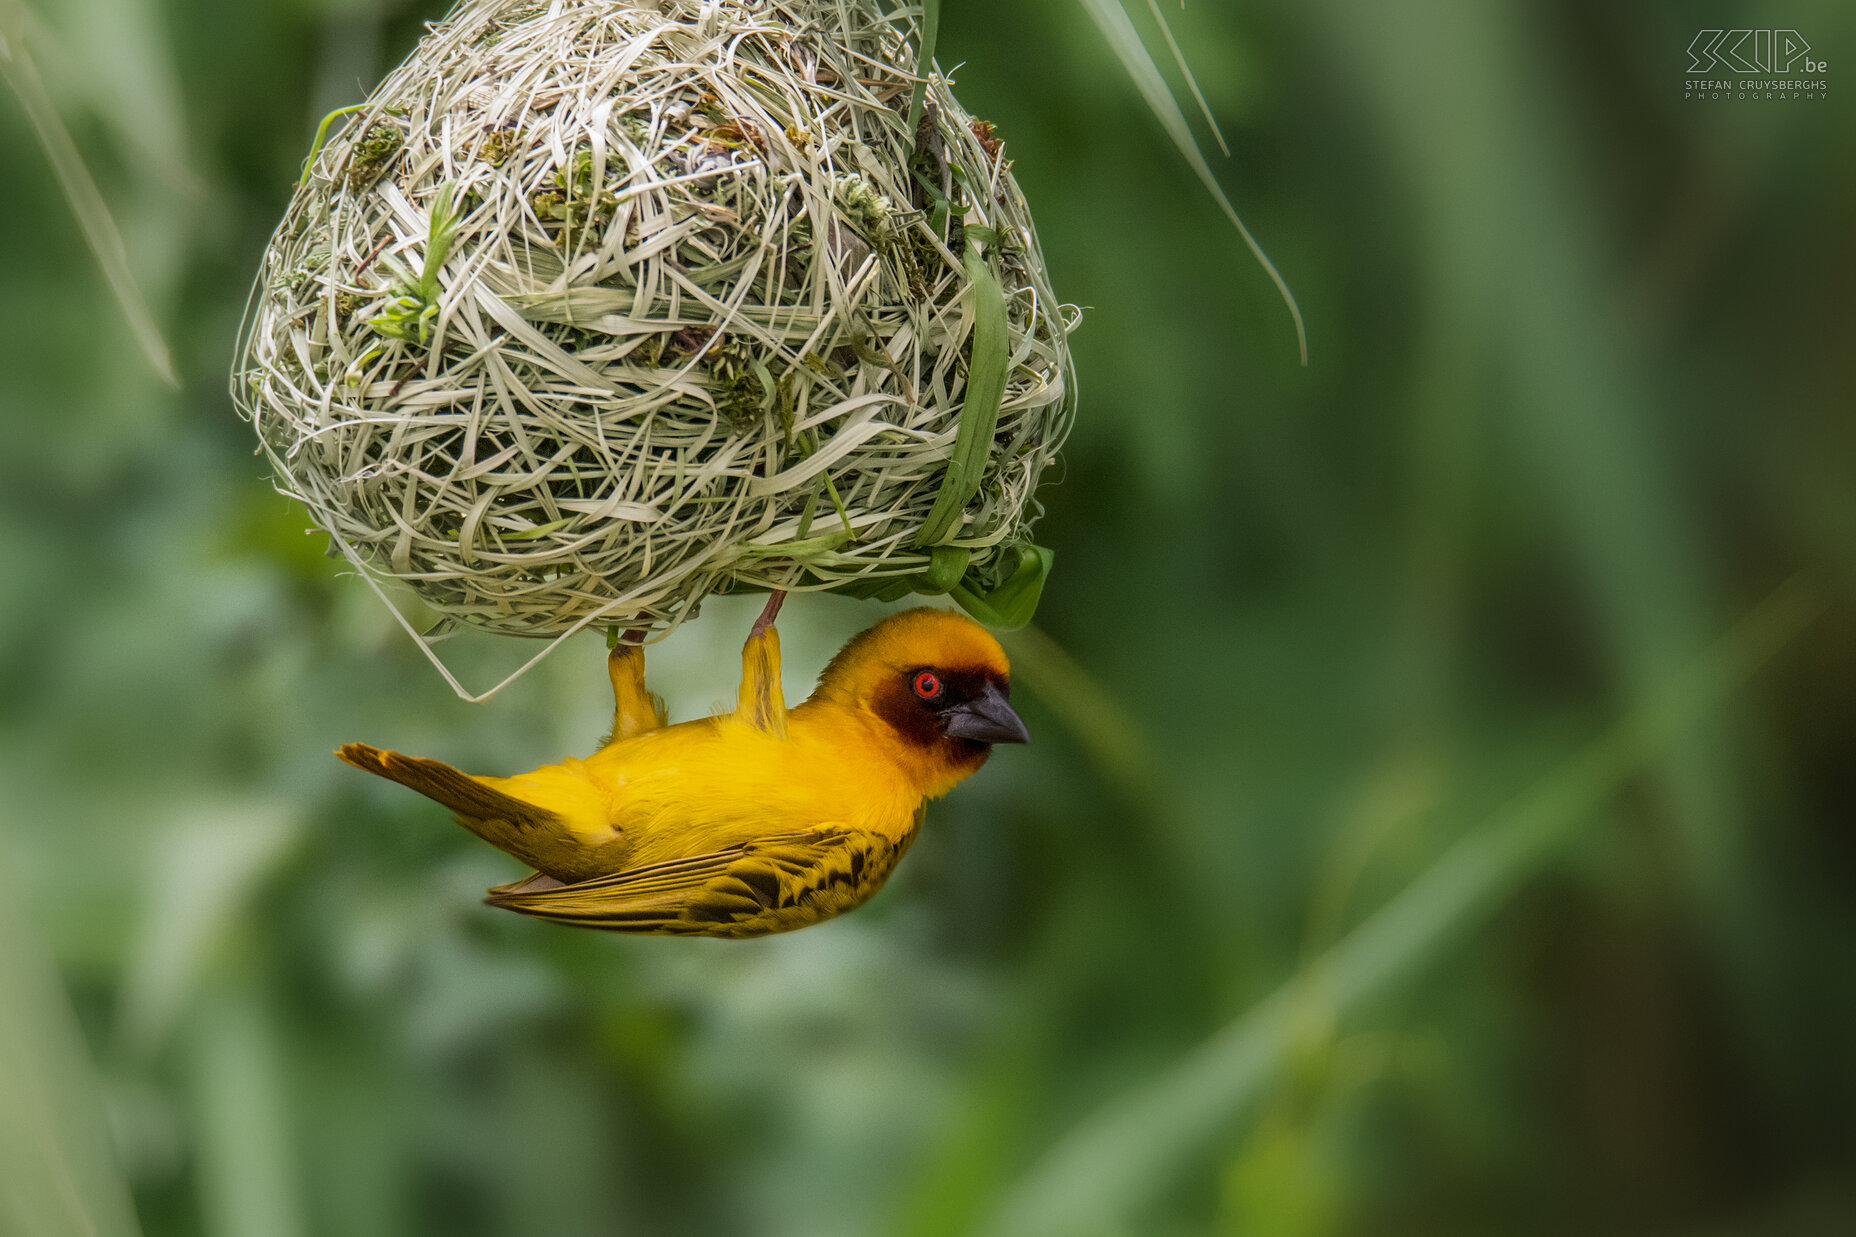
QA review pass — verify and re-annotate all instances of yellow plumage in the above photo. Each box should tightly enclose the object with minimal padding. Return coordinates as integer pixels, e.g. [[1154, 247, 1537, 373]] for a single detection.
[[338, 607, 1028, 937]]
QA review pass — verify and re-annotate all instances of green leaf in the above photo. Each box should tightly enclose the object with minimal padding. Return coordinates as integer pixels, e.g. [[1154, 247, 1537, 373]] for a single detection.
[[905, 0, 942, 136], [830, 575, 917, 603], [1143, 0, 1229, 157], [300, 103, 366, 180], [0, 0, 175, 385], [1076, 0, 1306, 363], [367, 183, 462, 348], [419, 181, 462, 303], [951, 544, 1053, 629], [918, 545, 972, 595], [914, 230, 1009, 548]]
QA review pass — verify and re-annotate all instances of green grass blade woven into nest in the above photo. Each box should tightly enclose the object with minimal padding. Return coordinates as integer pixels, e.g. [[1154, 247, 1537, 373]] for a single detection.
[[231, 0, 1078, 691]]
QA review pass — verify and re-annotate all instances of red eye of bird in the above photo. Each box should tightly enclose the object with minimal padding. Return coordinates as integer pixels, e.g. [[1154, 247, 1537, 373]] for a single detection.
[[913, 671, 943, 700]]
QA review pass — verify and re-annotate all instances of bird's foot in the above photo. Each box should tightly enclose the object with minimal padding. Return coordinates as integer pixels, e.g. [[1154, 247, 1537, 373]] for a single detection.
[[738, 592, 788, 736], [605, 628, 665, 744]]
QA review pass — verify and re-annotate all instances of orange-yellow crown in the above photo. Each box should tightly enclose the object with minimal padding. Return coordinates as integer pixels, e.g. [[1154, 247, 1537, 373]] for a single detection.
[[812, 608, 1010, 705]]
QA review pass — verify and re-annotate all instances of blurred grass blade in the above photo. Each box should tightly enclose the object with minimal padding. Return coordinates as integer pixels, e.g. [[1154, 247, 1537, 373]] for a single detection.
[[47, 0, 198, 198], [980, 581, 1816, 1237], [915, 230, 1009, 546], [999, 623, 1161, 804], [906, 0, 941, 135], [114, 803, 301, 1062], [190, 986, 306, 1237], [0, 0, 175, 386], [1144, 0, 1228, 157], [1077, 0, 1306, 363], [0, 845, 146, 1237]]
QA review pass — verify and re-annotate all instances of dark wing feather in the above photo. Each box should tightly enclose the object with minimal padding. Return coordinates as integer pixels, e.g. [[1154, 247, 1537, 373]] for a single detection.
[[483, 822, 919, 938]]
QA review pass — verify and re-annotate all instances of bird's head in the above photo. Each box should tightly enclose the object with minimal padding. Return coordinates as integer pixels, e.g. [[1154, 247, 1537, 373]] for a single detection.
[[813, 607, 1028, 796]]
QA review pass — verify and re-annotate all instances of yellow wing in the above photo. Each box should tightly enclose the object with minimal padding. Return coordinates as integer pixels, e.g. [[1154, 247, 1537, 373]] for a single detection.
[[483, 816, 921, 938]]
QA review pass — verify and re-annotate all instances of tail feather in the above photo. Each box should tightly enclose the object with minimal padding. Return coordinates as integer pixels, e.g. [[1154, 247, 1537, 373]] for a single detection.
[[336, 743, 563, 832]]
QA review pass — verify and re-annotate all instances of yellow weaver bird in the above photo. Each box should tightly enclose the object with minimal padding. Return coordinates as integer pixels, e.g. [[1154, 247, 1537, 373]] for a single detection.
[[337, 601, 1028, 937]]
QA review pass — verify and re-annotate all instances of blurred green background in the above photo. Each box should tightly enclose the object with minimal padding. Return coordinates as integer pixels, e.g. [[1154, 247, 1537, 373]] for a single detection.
[[4, 0, 1855, 1234]]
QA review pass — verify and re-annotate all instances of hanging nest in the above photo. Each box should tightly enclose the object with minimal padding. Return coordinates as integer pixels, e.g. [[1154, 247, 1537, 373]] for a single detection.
[[234, 0, 1076, 655]]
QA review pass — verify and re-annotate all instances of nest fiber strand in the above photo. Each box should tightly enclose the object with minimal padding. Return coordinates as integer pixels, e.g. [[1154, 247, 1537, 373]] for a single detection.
[[235, 0, 1075, 680]]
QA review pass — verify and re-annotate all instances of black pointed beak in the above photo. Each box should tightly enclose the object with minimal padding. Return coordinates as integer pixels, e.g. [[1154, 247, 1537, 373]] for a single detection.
[[941, 681, 1030, 745]]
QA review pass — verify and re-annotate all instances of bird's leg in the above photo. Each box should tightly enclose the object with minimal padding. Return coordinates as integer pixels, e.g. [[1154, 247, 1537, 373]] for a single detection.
[[736, 591, 788, 736], [601, 628, 667, 748], [750, 589, 786, 641]]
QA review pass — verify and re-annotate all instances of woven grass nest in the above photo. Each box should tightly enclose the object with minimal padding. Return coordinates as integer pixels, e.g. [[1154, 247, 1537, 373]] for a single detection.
[[234, 0, 1076, 668]]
